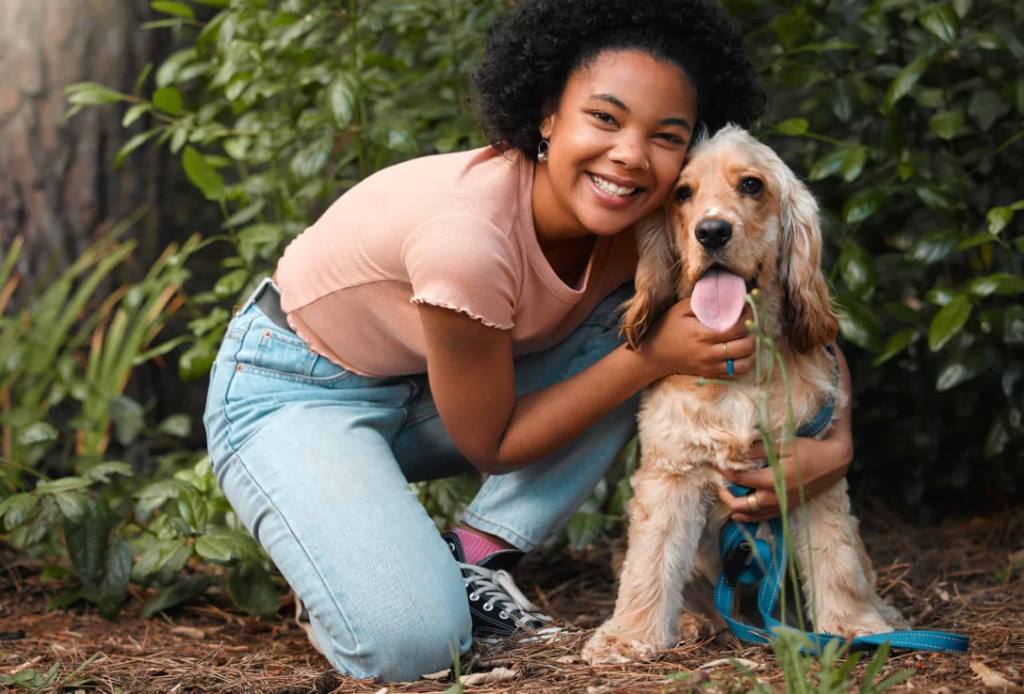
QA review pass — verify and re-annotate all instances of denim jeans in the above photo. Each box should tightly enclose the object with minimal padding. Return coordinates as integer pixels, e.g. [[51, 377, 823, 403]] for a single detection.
[[202, 278, 639, 682]]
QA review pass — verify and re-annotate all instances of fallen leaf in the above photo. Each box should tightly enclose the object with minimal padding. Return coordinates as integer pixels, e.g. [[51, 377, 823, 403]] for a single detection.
[[555, 654, 581, 663], [700, 657, 767, 672], [373, 688, 388, 694], [460, 667, 518, 686], [938, 589, 951, 602], [170, 625, 206, 640], [971, 661, 1023, 690], [421, 668, 451, 680]]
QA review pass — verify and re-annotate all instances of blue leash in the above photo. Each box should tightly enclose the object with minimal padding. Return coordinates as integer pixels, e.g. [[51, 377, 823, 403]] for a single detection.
[[714, 349, 969, 655]]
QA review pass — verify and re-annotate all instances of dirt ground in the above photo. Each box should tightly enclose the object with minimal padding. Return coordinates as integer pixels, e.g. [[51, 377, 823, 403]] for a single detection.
[[2, 506, 1022, 693]]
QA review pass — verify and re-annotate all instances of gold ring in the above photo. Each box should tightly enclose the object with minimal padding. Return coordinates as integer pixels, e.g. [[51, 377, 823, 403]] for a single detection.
[[746, 493, 760, 513], [723, 341, 730, 359]]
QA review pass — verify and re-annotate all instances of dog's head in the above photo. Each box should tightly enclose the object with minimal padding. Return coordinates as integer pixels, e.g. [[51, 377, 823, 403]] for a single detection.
[[621, 125, 838, 354]]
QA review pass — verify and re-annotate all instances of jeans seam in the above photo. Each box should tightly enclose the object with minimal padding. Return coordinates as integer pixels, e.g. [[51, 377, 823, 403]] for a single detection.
[[229, 449, 367, 674], [461, 508, 535, 550]]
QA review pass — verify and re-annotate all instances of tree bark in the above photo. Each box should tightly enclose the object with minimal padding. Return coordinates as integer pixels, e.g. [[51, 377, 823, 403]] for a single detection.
[[0, 0, 160, 283]]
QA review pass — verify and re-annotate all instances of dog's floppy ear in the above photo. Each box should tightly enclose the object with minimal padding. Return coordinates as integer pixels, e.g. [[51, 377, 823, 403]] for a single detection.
[[621, 208, 678, 350], [778, 170, 839, 353]]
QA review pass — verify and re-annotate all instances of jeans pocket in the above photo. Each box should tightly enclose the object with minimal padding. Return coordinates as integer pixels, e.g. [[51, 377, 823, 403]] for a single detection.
[[246, 323, 353, 384]]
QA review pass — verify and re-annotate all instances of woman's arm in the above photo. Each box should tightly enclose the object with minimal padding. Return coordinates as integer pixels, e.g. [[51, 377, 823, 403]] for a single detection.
[[418, 297, 755, 474], [718, 342, 855, 521]]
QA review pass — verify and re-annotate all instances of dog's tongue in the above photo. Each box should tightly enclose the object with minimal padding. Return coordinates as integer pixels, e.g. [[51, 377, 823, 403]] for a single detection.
[[691, 268, 747, 332]]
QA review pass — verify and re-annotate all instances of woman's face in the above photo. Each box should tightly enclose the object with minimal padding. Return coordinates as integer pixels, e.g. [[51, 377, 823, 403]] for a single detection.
[[537, 49, 698, 239]]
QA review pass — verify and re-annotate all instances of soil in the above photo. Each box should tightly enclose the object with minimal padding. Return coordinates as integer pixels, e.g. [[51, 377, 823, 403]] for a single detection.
[[2, 507, 1022, 693]]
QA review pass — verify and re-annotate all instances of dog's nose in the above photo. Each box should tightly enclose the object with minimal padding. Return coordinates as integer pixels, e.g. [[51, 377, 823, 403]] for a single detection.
[[695, 219, 732, 250]]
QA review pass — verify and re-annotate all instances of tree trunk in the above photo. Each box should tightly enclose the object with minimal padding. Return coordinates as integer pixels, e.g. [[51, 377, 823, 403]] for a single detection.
[[0, 0, 161, 285]]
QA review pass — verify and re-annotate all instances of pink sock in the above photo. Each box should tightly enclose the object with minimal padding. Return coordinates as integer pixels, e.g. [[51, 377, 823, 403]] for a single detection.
[[454, 527, 505, 564]]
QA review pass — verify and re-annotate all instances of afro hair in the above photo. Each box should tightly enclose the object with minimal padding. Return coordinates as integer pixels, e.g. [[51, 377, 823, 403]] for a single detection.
[[472, 0, 766, 160]]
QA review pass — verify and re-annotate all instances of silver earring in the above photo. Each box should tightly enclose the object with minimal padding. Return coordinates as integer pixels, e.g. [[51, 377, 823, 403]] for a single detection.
[[537, 139, 550, 162]]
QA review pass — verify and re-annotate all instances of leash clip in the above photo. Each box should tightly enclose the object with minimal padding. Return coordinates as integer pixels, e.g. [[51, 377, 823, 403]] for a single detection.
[[722, 540, 754, 586]]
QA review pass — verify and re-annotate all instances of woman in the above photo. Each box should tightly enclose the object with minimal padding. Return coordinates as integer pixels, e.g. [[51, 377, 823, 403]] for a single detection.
[[203, 0, 855, 682]]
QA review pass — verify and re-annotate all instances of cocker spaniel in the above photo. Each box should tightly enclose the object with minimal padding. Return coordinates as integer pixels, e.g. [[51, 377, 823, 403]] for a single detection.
[[582, 125, 906, 664]]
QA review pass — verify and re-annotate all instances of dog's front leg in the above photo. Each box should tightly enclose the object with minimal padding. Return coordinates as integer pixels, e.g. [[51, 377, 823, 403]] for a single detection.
[[789, 479, 892, 637], [582, 464, 710, 664]]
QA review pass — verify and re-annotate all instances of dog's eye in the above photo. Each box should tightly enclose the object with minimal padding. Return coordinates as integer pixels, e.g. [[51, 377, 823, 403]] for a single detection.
[[740, 177, 763, 196], [675, 186, 692, 203]]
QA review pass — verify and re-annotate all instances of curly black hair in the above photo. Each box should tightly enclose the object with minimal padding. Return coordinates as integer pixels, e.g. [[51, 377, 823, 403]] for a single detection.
[[472, 0, 766, 160]]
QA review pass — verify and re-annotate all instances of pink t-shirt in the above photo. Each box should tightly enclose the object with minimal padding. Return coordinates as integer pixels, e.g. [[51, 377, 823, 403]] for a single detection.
[[274, 146, 638, 377]]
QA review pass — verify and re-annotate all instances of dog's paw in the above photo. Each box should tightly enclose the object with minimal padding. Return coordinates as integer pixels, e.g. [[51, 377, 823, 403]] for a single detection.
[[820, 607, 891, 638], [875, 602, 911, 631], [582, 625, 661, 665], [677, 611, 720, 641]]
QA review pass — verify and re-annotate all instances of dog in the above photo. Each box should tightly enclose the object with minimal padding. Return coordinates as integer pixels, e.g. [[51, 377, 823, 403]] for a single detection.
[[582, 125, 907, 665]]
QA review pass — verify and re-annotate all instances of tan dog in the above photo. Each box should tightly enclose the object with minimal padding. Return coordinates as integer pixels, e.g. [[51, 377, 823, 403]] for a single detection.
[[582, 126, 906, 665]]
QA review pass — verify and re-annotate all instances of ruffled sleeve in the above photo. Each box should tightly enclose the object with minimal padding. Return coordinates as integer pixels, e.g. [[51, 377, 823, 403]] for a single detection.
[[402, 213, 521, 329]]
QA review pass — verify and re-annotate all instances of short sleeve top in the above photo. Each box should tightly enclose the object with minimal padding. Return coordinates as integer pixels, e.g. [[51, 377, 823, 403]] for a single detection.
[[274, 146, 638, 377]]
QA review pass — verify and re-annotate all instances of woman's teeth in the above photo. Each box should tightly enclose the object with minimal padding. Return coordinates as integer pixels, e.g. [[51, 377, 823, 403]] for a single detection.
[[589, 174, 637, 197]]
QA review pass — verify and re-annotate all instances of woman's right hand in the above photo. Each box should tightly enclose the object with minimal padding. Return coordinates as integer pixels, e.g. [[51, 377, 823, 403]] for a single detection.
[[636, 297, 756, 380]]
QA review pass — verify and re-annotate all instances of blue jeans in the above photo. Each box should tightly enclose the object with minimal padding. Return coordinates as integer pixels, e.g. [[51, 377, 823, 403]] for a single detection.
[[202, 278, 639, 682]]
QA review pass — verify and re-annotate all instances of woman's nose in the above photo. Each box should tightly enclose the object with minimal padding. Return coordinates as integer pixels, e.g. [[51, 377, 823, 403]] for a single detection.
[[608, 134, 648, 170]]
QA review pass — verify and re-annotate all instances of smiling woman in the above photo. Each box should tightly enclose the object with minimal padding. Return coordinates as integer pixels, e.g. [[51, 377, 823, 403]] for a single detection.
[[200, 0, 807, 684]]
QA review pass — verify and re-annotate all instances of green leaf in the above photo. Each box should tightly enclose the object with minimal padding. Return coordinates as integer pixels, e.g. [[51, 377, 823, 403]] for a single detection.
[[918, 3, 958, 43], [213, 268, 249, 297], [843, 190, 884, 224], [159, 414, 192, 438], [86, 462, 134, 483], [836, 295, 883, 352], [907, 229, 958, 264], [935, 355, 987, 392], [64, 82, 127, 106], [775, 118, 809, 136], [840, 147, 867, 182], [37, 476, 93, 494], [98, 539, 133, 620], [64, 501, 112, 590], [115, 128, 161, 169], [48, 588, 83, 611], [957, 233, 995, 251], [873, 330, 915, 366], [914, 183, 953, 211], [928, 110, 964, 140], [109, 394, 145, 446], [195, 529, 261, 562], [54, 491, 87, 521], [237, 224, 283, 244], [227, 561, 279, 616], [882, 55, 930, 111], [968, 90, 1010, 132], [135, 479, 186, 503], [17, 422, 58, 447], [809, 149, 849, 181], [327, 74, 358, 128], [926, 286, 958, 306], [0, 494, 39, 530], [566, 511, 603, 549], [122, 103, 153, 127], [151, 1, 195, 18], [838, 243, 876, 296], [152, 86, 183, 116], [140, 575, 217, 619], [968, 273, 1024, 298], [133, 62, 153, 95], [984, 418, 1010, 459], [928, 294, 971, 352], [40, 564, 74, 582], [221, 200, 266, 228], [1004, 306, 1024, 345], [182, 146, 225, 201], [987, 207, 1014, 235], [178, 487, 209, 534]]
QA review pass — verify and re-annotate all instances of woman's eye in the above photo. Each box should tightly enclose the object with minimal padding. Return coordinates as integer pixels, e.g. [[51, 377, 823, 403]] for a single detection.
[[741, 177, 763, 195], [590, 111, 616, 125], [657, 133, 685, 145], [675, 186, 692, 203]]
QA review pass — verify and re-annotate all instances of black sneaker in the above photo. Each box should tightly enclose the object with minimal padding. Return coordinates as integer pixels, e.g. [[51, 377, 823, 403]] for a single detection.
[[442, 532, 564, 644]]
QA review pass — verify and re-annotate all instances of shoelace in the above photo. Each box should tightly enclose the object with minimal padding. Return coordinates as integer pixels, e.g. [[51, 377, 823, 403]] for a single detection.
[[459, 563, 556, 629]]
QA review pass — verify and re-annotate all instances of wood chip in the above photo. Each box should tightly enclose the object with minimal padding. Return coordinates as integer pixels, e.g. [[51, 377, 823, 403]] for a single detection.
[[460, 667, 518, 686], [971, 662, 1023, 690], [7, 655, 43, 675], [421, 668, 451, 680], [170, 626, 206, 640], [699, 657, 767, 672], [555, 654, 580, 663]]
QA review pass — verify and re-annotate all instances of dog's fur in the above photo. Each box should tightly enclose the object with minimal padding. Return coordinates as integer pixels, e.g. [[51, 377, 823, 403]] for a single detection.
[[582, 126, 907, 664]]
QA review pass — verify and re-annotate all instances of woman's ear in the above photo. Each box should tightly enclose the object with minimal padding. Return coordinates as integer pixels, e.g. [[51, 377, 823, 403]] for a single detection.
[[778, 171, 839, 354], [620, 208, 678, 350]]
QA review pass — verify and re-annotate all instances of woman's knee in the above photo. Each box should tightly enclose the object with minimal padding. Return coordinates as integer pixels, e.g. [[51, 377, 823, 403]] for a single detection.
[[314, 590, 472, 682]]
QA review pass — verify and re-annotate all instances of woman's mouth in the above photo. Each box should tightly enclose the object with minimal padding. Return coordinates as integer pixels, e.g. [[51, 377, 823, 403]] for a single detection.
[[586, 173, 645, 209]]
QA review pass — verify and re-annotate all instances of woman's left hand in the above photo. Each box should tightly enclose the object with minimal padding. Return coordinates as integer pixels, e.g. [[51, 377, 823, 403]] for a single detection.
[[717, 433, 853, 523]]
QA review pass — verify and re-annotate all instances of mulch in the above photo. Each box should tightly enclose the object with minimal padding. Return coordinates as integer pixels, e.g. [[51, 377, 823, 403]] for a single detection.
[[2, 506, 1022, 693]]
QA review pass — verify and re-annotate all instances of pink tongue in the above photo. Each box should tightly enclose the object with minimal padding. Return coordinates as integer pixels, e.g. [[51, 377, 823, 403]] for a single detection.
[[691, 268, 747, 332]]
